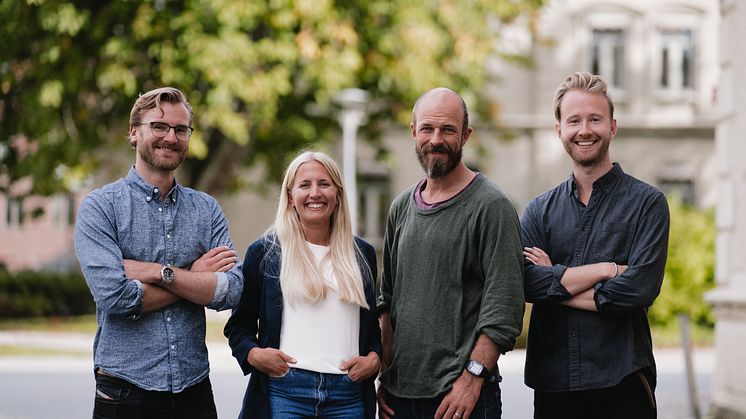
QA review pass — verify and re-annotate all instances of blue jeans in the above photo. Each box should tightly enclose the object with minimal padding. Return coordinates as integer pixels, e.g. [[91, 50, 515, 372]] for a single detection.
[[267, 368, 364, 418], [92, 373, 217, 419], [385, 381, 502, 419]]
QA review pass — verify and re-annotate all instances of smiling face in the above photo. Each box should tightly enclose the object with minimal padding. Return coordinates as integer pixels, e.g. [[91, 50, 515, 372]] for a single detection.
[[289, 160, 339, 237], [556, 89, 617, 169], [130, 101, 190, 175], [411, 89, 472, 179]]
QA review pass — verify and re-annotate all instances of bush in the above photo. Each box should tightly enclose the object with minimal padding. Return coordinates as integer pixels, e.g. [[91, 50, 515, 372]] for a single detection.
[[0, 267, 95, 318], [648, 199, 716, 328]]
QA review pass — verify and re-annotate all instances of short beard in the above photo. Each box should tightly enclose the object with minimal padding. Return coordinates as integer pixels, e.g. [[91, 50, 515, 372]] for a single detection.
[[138, 143, 186, 171], [416, 143, 462, 179]]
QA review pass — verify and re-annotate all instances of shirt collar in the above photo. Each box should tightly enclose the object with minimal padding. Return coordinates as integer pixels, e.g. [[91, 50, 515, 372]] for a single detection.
[[567, 162, 624, 197], [125, 166, 179, 203]]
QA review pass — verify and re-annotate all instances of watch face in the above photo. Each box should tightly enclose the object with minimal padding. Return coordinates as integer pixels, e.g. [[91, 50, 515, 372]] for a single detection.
[[467, 361, 484, 376], [161, 266, 175, 284]]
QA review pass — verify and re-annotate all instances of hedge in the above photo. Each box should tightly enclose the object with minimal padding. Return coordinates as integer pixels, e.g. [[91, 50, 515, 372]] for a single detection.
[[0, 267, 95, 318]]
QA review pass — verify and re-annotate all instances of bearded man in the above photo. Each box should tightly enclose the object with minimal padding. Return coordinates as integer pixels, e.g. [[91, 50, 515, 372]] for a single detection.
[[521, 72, 670, 419], [75, 87, 243, 419], [376, 87, 525, 419]]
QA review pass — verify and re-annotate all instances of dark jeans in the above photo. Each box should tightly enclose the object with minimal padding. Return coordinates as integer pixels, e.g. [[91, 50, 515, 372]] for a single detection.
[[93, 373, 217, 419], [534, 369, 657, 419], [385, 381, 501, 419]]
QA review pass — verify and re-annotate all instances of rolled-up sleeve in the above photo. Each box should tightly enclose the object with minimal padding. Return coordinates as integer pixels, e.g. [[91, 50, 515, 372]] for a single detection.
[[594, 192, 670, 315], [205, 198, 243, 311], [74, 193, 144, 318], [521, 200, 573, 303]]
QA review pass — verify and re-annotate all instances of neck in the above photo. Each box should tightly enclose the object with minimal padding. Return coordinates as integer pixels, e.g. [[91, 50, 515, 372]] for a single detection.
[[422, 163, 475, 203], [572, 160, 613, 204], [135, 161, 176, 201], [302, 225, 331, 246]]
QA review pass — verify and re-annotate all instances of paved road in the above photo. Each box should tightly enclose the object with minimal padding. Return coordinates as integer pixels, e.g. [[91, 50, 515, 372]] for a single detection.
[[0, 331, 713, 419]]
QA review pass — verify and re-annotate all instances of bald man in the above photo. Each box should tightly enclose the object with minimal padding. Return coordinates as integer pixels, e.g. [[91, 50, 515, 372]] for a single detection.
[[377, 88, 524, 419]]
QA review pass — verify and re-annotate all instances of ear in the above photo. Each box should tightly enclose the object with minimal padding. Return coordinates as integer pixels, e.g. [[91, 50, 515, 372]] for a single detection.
[[410, 122, 417, 141], [129, 126, 138, 148], [610, 118, 617, 138], [555, 122, 561, 138], [461, 126, 473, 145]]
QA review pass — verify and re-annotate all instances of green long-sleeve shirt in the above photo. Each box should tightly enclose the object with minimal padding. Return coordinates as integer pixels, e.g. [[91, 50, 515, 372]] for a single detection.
[[378, 174, 525, 398]]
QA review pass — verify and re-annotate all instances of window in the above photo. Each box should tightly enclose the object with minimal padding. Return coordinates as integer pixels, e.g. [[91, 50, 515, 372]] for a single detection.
[[591, 29, 625, 89], [658, 29, 694, 92], [658, 178, 695, 206], [5, 196, 24, 226]]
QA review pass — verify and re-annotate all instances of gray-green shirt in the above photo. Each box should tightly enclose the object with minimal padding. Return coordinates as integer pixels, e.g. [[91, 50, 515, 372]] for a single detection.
[[378, 174, 525, 398]]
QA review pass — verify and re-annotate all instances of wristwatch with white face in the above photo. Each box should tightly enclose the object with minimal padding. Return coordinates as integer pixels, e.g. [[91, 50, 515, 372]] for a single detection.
[[465, 360, 489, 379], [159, 265, 175, 286]]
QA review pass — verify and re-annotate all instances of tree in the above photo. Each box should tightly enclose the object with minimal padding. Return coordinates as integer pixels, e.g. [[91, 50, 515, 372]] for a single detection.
[[0, 0, 544, 197]]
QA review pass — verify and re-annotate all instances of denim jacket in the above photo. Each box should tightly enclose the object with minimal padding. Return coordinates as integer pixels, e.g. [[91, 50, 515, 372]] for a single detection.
[[74, 167, 243, 392]]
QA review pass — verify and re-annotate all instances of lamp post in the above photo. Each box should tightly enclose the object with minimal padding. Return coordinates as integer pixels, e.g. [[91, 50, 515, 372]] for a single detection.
[[334, 88, 369, 235]]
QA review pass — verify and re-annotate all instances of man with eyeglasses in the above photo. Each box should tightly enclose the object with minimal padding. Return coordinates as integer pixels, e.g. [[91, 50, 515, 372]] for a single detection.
[[74, 87, 243, 419]]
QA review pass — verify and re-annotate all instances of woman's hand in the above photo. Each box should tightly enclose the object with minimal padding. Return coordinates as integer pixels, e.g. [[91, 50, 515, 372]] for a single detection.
[[247, 347, 296, 377], [340, 351, 381, 382]]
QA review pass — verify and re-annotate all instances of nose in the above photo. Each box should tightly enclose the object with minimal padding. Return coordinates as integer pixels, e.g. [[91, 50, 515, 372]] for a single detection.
[[429, 129, 446, 145], [309, 184, 322, 198], [163, 128, 179, 142], [578, 120, 593, 137]]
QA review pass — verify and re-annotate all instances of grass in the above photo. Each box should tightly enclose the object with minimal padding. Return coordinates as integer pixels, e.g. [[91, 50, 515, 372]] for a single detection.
[[0, 345, 86, 357]]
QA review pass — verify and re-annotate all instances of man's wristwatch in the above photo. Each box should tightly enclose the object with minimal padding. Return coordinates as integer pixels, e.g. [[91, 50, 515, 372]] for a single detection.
[[159, 265, 175, 286], [465, 360, 498, 383]]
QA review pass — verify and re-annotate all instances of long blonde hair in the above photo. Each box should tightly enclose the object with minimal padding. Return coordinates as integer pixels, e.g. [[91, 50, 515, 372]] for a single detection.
[[269, 151, 369, 308]]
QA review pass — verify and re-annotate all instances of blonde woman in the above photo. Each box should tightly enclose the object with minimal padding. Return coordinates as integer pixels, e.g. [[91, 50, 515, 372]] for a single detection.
[[224, 151, 381, 418]]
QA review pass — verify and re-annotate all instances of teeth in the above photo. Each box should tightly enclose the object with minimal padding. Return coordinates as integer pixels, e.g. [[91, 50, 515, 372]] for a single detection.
[[577, 141, 594, 146], [308, 203, 324, 209]]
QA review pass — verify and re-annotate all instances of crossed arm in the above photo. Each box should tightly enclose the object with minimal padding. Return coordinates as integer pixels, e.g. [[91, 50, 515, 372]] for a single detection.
[[124, 246, 237, 313], [523, 246, 626, 312]]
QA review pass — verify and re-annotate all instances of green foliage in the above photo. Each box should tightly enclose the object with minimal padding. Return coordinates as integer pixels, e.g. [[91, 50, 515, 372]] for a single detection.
[[0, 267, 95, 318], [648, 199, 716, 328], [0, 0, 544, 197]]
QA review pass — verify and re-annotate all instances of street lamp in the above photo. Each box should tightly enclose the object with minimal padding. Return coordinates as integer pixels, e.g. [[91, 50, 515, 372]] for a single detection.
[[334, 88, 369, 235]]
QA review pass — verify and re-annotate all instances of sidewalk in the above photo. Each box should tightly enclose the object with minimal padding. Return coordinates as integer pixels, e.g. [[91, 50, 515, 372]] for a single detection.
[[0, 329, 716, 374]]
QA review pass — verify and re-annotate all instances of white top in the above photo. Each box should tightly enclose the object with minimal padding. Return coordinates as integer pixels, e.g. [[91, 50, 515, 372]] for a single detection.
[[279, 242, 360, 374]]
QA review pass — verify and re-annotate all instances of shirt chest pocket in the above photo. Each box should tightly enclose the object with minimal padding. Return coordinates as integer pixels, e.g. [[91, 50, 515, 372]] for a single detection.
[[593, 223, 632, 263]]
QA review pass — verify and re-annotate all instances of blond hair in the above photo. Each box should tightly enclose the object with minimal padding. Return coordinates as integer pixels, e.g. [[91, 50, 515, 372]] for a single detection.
[[269, 151, 369, 308], [129, 87, 193, 128], [552, 72, 614, 122]]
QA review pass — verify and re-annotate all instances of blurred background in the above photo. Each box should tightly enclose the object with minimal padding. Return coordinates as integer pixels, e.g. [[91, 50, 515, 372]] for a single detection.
[[1, 0, 744, 418]]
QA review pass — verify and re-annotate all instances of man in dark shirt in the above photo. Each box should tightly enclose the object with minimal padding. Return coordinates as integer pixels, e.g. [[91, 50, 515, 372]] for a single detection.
[[520, 72, 669, 419]]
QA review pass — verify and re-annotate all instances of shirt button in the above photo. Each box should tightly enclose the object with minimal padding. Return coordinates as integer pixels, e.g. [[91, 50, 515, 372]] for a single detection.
[[154, 188, 159, 193], [167, 317, 171, 321], [146, 196, 152, 202], [158, 208, 163, 212], [167, 234, 171, 239], [171, 345, 175, 350]]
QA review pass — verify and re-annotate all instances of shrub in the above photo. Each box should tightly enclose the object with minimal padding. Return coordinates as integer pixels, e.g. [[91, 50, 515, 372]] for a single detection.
[[648, 199, 715, 328], [0, 267, 95, 318]]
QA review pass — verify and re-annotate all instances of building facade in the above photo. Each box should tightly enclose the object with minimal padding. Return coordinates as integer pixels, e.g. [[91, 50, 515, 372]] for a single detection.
[[708, 0, 746, 417]]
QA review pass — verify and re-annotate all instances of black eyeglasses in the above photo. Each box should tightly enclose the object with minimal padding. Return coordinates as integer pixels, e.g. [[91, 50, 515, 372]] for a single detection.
[[136, 121, 194, 141]]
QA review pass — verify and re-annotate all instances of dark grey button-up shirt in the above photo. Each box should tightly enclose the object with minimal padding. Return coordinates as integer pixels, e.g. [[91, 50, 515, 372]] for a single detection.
[[74, 167, 243, 392], [520, 163, 669, 392]]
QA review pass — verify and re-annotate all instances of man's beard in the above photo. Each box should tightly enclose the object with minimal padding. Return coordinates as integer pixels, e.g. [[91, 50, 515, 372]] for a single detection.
[[416, 142, 462, 179], [138, 141, 186, 171], [563, 134, 611, 168]]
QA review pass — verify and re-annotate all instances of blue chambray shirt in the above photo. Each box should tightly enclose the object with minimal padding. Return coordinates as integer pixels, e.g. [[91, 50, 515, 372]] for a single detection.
[[74, 167, 243, 392]]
